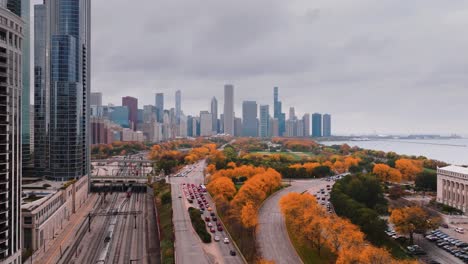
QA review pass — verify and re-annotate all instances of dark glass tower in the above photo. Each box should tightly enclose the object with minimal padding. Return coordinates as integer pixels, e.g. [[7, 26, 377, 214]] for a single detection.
[[21, 0, 32, 173], [34, 0, 91, 180], [312, 113, 322, 137], [273, 87, 285, 136], [7, 0, 21, 17]]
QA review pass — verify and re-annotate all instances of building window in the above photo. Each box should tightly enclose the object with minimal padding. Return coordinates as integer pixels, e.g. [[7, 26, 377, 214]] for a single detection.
[[24, 216, 32, 224]]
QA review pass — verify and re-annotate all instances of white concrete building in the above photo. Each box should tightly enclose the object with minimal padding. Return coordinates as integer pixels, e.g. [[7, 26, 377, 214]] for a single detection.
[[22, 176, 89, 253], [437, 165, 468, 214]]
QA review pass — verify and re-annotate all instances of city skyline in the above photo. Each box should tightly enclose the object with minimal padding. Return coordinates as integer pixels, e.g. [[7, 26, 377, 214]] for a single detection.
[[88, 0, 468, 136]]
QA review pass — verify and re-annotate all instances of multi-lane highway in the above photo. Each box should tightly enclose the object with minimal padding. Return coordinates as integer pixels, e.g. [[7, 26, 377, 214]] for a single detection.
[[257, 179, 333, 264], [170, 160, 244, 264]]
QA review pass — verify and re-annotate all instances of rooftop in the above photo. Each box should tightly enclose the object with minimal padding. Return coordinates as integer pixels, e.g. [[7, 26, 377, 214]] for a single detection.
[[438, 165, 468, 175]]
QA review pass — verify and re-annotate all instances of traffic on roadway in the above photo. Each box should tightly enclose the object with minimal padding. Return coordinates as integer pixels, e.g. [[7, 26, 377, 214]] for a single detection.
[[170, 160, 244, 264]]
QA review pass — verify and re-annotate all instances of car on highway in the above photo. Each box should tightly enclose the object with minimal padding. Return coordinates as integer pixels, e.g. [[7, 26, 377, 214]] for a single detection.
[[217, 226, 223, 231], [205, 217, 210, 222], [230, 250, 236, 256], [210, 227, 216, 233], [214, 236, 220, 242], [455, 227, 465, 234], [224, 238, 230, 244]]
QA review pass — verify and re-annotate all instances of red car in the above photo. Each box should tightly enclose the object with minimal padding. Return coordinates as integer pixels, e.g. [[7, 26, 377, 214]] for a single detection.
[[205, 217, 210, 222], [210, 227, 215, 233], [217, 226, 223, 231]]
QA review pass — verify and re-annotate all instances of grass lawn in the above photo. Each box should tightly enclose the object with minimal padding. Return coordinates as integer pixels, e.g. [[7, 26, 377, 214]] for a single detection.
[[251, 151, 303, 161], [423, 168, 437, 174], [285, 221, 336, 264], [153, 182, 175, 264]]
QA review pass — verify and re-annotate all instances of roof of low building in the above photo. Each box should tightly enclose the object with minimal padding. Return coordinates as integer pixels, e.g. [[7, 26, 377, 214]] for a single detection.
[[439, 165, 468, 175]]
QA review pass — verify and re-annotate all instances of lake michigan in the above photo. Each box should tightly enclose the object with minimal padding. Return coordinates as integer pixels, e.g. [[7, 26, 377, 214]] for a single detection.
[[322, 138, 468, 166]]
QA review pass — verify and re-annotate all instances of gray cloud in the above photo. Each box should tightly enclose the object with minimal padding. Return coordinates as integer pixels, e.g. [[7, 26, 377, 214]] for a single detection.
[[84, 0, 468, 135]]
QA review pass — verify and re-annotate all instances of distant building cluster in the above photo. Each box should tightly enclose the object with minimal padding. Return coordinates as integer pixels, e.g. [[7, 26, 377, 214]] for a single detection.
[[91, 86, 333, 143]]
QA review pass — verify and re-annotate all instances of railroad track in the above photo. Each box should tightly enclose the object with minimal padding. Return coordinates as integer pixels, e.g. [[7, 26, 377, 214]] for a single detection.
[[85, 193, 119, 264], [112, 196, 131, 264], [123, 193, 138, 263]]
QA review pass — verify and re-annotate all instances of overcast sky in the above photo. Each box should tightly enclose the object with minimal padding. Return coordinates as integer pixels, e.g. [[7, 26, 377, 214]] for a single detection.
[[69, 0, 468, 135]]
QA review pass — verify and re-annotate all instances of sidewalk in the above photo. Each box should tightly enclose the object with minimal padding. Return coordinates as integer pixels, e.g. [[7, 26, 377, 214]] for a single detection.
[[27, 193, 98, 264]]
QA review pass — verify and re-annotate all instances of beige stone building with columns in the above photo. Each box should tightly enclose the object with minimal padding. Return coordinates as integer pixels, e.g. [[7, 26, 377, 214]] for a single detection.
[[437, 165, 468, 214]]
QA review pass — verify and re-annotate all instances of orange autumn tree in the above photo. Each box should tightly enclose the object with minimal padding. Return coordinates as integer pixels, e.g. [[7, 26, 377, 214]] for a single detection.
[[280, 192, 417, 263], [372, 163, 402, 182], [395, 159, 423, 181], [207, 177, 237, 201], [208, 166, 282, 262], [390, 206, 441, 244], [241, 202, 258, 228]]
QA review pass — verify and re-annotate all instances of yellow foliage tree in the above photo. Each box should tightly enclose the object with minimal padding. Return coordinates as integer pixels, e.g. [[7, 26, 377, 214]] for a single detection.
[[395, 159, 423, 181]]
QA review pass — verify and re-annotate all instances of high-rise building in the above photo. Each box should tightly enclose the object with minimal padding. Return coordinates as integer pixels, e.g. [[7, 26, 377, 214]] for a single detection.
[[211, 97, 218, 133], [90, 92, 103, 117], [90, 92, 102, 106], [312, 113, 322, 137], [21, 0, 31, 172], [110, 106, 130, 128], [323, 114, 331, 137], [302, 113, 310, 137], [234, 117, 242, 137], [6, 0, 21, 16], [297, 120, 304, 137], [122, 96, 138, 130], [259, 105, 270, 138], [34, 0, 91, 181], [271, 118, 279, 137], [289, 107, 296, 121], [223, 84, 234, 135], [143, 105, 157, 123], [242, 101, 257, 137], [273, 87, 285, 136], [200, 111, 212, 136], [33, 3, 48, 177], [0, 5, 23, 264], [175, 90, 181, 124], [155, 93, 164, 122]]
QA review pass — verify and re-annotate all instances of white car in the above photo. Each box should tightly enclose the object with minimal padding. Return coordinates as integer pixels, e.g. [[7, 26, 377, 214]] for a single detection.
[[223, 238, 230, 244], [455, 227, 465, 234], [214, 236, 220, 242]]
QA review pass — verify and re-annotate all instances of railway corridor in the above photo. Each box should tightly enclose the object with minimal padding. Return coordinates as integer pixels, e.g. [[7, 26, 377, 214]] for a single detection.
[[61, 190, 156, 264]]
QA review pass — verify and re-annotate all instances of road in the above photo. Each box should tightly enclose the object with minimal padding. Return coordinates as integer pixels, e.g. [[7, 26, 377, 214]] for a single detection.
[[257, 179, 333, 264], [170, 160, 244, 264]]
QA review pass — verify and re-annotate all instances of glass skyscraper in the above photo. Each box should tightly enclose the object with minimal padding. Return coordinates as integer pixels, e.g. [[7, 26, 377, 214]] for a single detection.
[[323, 114, 331, 137], [312, 113, 322, 137], [273, 87, 285, 136], [21, 0, 31, 172], [242, 101, 258, 137], [34, 0, 91, 180], [260, 105, 270, 138], [155, 93, 164, 122]]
